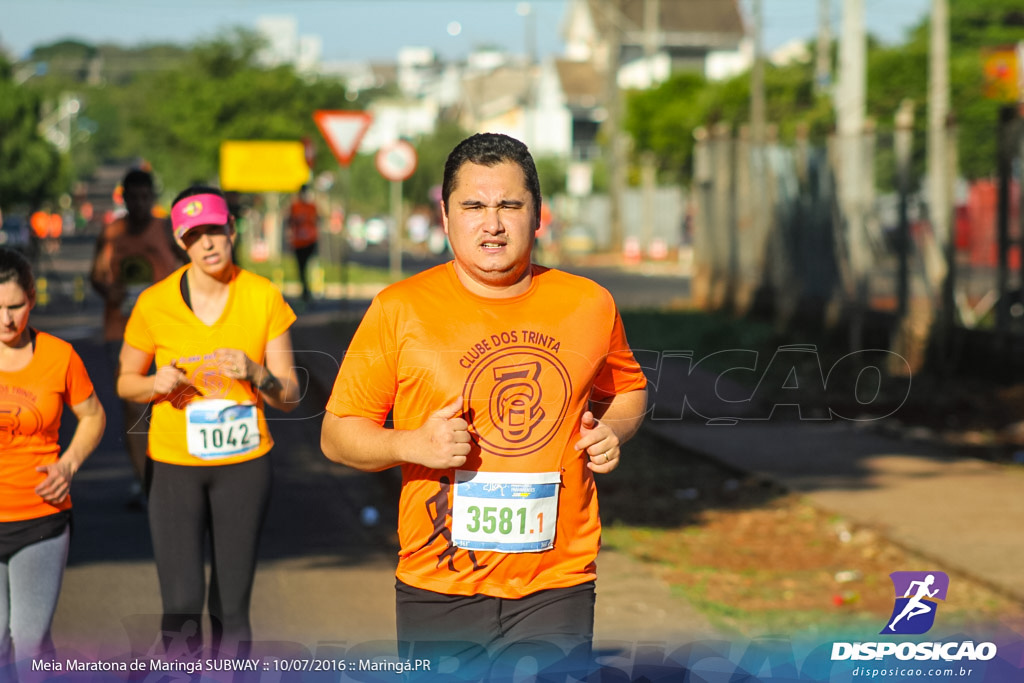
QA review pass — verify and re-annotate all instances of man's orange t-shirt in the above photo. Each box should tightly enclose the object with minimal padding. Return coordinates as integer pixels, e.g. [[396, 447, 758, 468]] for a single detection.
[[327, 263, 647, 599], [123, 266, 296, 467], [92, 214, 183, 342], [0, 332, 95, 522]]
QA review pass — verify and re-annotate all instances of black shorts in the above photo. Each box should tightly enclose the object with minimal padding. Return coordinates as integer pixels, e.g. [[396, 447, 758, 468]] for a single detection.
[[395, 578, 595, 681]]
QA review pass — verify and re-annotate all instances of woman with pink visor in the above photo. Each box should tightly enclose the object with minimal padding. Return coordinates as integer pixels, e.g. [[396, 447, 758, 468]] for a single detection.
[[117, 185, 300, 660]]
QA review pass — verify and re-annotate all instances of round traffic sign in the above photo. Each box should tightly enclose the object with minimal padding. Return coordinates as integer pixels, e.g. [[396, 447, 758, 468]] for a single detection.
[[376, 140, 418, 181]]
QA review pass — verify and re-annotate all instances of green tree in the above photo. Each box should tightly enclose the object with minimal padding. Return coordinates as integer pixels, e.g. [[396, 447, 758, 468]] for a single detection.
[[343, 153, 389, 218], [28, 40, 96, 82], [534, 155, 567, 200], [0, 67, 66, 210], [117, 29, 353, 195], [624, 72, 708, 183]]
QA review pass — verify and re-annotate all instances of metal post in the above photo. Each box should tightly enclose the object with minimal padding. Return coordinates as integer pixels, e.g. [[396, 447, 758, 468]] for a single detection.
[[927, 0, 950, 295], [751, 0, 766, 149], [894, 100, 915, 319], [339, 166, 352, 304], [640, 0, 660, 255], [837, 0, 867, 349], [389, 180, 403, 282], [996, 105, 1017, 334], [692, 126, 711, 307], [942, 114, 959, 343], [604, 0, 625, 255]]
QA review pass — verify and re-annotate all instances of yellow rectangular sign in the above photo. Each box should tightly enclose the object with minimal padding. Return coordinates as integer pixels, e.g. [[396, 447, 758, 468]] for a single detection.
[[982, 45, 1022, 102], [219, 140, 310, 192]]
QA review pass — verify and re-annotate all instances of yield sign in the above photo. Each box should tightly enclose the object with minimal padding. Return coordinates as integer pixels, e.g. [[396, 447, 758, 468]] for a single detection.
[[313, 110, 373, 167]]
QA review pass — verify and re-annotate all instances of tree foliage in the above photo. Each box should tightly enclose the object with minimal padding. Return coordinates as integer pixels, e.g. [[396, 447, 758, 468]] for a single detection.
[[624, 0, 1020, 185], [115, 29, 357, 194], [13, 30, 385, 206], [0, 72, 67, 210]]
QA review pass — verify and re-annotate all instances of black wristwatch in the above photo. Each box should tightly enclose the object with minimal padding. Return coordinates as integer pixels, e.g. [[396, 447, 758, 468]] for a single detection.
[[256, 371, 279, 393]]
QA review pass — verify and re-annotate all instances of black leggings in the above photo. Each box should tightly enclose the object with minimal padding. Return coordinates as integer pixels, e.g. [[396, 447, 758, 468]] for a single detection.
[[146, 456, 272, 658]]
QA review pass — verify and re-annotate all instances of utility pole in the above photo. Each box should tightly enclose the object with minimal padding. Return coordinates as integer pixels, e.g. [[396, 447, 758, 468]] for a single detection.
[[750, 0, 766, 149], [604, 0, 625, 254], [517, 2, 536, 64], [894, 99, 915, 319], [518, 2, 538, 151], [749, 0, 768, 306], [815, 0, 832, 92], [836, 0, 867, 348], [641, 0, 660, 255], [927, 0, 953, 332]]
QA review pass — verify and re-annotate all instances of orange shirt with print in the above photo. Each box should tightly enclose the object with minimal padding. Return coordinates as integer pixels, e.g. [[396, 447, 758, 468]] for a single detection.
[[327, 263, 647, 599], [123, 266, 296, 467], [0, 332, 95, 522], [288, 200, 319, 249]]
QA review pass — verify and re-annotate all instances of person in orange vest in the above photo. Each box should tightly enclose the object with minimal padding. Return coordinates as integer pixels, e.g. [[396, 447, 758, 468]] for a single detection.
[[286, 184, 319, 304]]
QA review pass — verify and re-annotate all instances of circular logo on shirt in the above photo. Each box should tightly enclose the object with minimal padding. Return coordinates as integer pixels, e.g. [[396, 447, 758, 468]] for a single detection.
[[463, 346, 572, 458], [119, 254, 155, 286], [0, 399, 44, 447]]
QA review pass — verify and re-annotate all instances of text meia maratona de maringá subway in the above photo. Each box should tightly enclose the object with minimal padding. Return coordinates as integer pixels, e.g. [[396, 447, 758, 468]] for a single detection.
[[32, 658, 260, 674]]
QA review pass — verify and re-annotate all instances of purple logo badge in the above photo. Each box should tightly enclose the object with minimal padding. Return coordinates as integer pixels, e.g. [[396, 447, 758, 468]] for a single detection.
[[881, 571, 949, 635]]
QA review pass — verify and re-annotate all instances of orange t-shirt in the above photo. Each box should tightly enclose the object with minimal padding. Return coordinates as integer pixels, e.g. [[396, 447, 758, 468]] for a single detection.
[[123, 266, 296, 466], [92, 214, 183, 341], [288, 200, 319, 249], [327, 263, 647, 599], [0, 332, 95, 522]]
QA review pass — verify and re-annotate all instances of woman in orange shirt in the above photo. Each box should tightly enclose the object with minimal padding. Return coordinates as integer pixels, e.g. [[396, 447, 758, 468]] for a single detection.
[[117, 186, 300, 660], [0, 248, 105, 675]]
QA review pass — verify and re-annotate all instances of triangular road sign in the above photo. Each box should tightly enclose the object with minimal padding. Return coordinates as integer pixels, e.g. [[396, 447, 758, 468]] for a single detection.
[[313, 110, 373, 167]]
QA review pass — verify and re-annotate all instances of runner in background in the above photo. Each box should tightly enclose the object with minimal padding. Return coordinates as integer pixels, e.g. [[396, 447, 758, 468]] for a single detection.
[[0, 248, 105, 680], [90, 169, 185, 507], [286, 184, 319, 305], [117, 185, 300, 660]]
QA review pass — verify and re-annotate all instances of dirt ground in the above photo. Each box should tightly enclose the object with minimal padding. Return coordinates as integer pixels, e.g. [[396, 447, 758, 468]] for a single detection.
[[598, 428, 1024, 638]]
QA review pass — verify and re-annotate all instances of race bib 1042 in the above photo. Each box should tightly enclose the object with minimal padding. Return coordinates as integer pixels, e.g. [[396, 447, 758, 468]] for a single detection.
[[451, 470, 561, 553], [185, 399, 260, 460]]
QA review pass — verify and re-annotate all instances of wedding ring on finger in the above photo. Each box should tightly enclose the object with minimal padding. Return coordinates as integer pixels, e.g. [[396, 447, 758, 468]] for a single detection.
[[603, 451, 612, 463]]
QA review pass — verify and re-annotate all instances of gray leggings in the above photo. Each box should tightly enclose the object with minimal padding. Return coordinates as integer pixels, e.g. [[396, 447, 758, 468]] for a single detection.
[[0, 526, 71, 671]]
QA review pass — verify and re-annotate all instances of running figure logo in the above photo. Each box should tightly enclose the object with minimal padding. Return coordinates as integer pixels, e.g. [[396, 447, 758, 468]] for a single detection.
[[881, 571, 949, 635]]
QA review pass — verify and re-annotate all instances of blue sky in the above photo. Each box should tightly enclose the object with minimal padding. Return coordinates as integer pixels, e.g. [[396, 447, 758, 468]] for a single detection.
[[1, 0, 932, 63]]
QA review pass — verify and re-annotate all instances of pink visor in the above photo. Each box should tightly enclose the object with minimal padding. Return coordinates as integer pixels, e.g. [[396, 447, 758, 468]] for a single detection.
[[171, 193, 230, 239]]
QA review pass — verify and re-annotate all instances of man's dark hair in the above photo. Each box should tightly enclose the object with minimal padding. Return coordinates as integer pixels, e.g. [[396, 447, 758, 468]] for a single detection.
[[122, 168, 154, 191], [0, 247, 36, 301], [442, 133, 541, 227]]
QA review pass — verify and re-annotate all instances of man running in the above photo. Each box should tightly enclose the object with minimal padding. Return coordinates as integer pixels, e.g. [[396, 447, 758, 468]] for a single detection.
[[321, 133, 648, 679], [90, 168, 184, 503]]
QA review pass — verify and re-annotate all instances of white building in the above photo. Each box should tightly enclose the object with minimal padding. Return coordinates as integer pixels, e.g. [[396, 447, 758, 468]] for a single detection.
[[256, 14, 322, 74]]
